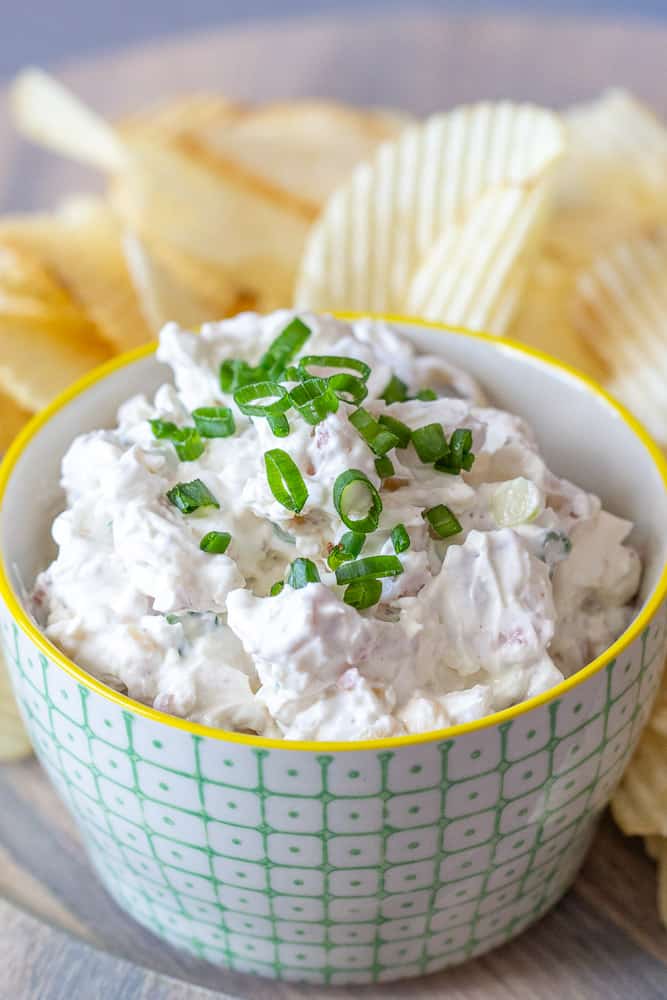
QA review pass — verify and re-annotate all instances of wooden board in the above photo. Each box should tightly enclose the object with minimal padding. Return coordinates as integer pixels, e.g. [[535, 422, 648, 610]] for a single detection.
[[1, 9, 667, 998]]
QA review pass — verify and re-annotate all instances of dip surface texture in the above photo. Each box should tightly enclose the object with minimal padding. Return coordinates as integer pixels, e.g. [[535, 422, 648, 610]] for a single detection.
[[33, 313, 641, 740]]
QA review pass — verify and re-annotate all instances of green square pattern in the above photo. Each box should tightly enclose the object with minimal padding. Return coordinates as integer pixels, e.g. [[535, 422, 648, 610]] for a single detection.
[[1, 599, 666, 985]]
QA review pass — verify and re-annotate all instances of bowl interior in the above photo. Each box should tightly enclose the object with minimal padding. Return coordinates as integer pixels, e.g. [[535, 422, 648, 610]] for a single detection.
[[3, 323, 667, 627]]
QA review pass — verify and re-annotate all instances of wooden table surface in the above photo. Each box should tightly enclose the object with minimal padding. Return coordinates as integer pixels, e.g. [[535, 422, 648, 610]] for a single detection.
[[2, 9, 667, 999]]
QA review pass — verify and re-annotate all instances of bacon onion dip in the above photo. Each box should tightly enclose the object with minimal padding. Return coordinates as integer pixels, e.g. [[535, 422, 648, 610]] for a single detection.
[[31, 313, 641, 741]]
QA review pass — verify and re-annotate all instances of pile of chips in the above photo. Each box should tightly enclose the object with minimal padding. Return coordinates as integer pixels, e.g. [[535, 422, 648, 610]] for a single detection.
[[2, 70, 667, 921]]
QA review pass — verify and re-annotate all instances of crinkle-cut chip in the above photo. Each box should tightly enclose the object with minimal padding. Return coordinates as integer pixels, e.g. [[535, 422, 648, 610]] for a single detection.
[[295, 102, 564, 313], [508, 250, 608, 379], [0, 654, 32, 761], [612, 676, 667, 838], [110, 136, 306, 310], [0, 319, 110, 412], [573, 227, 667, 445], [0, 200, 152, 352], [123, 233, 240, 333], [9, 68, 126, 170], [406, 182, 551, 335], [0, 387, 31, 453]]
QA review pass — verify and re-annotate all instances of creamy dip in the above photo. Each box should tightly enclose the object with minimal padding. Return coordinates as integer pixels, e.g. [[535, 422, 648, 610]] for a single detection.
[[33, 312, 641, 741]]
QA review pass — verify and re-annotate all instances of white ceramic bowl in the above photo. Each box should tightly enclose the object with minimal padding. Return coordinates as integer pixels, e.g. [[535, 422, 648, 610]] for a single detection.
[[2, 317, 667, 985]]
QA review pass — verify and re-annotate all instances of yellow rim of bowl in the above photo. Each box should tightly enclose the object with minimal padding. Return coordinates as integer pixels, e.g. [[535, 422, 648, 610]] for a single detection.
[[2, 314, 667, 752]]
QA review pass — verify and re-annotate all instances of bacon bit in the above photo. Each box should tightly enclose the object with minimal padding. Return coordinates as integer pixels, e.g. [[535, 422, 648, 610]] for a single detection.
[[305, 461, 316, 476], [326, 541, 335, 554], [383, 477, 410, 492]]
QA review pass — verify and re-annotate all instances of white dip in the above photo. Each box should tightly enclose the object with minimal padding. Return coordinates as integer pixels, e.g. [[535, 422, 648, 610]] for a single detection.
[[33, 312, 641, 741]]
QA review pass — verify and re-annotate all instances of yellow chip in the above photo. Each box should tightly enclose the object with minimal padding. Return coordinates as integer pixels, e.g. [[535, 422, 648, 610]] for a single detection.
[[406, 182, 551, 335], [0, 386, 32, 453], [295, 102, 564, 315], [612, 674, 667, 837], [0, 652, 32, 761], [572, 226, 667, 445]]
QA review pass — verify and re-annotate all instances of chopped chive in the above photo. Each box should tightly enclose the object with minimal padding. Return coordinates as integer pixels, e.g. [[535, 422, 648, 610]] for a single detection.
[[149, 419, 205, 461], [219, 359, 263, 393], [450, 428, 473, 463], [333, 469, 383, 534], [327, 530, 365, 570], [343, 578, 383, 610], [335, 555, 403, 585], [380, 374, 409, 405], [422, 504, 462, 538], [327, 372, 368, 405], [200, 531, 231, 554], [150, 418, 179, 439], [234, 381, 291, 418], [289, 377, 339, 425], [192, 406, 235, 438], [165, 613, 180, 625], [264, 449, 308, 513], [269, 580, 285, 596], [416, 388, 437, 401], [391, 523, 410, 554], [375, 455, 394, 479], [298, 354, 371, 382], [377, 414, 412, 449], [287, 557, 321, 589], [260, 317, 311, 379], [349, 407, 399, 456], [267, 413, 290, 437], [167, 479, 219, 514], [411, 423, 449, 464]]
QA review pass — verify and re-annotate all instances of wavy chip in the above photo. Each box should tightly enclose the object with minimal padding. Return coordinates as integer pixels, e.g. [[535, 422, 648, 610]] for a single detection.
[[573, 226, 667, 445], [406, 183, 550, 335], [612, 674, 667, 837], [295, 102, 564, 317]]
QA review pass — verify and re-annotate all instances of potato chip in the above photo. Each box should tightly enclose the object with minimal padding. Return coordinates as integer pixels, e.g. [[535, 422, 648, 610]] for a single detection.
[[657, 839, 667, 926], [0, 320, 110, 411], [0, 652, 32, 761], [119, 94, 246, 142], [406, 182, 551, 335], [612, 673, 667, 837], [0, 202, 153, 352], [572, 226, 667, 445], [123, 232, 239, 332], [9, 68, 126, 170], [295, 103, 564, 316], [0, 386, 31, 453]]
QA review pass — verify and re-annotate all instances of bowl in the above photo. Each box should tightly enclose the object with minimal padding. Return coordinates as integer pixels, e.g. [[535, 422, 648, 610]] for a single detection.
[[2, 316, 667, 985]]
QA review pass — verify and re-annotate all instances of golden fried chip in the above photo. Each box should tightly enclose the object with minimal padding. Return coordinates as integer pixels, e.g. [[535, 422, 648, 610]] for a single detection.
[[612, 673, 667, 837], [572, 226, 667, 445], [0, 653, 32, 761], [0, 386, 31, 452], [295, 103, 564, 316], [406, 183, 551, 335]]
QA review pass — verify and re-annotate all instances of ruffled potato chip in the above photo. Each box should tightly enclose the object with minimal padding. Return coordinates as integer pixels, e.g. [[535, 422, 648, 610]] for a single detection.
[[295, 102, 564, 324], [0, 652, 32, 761]]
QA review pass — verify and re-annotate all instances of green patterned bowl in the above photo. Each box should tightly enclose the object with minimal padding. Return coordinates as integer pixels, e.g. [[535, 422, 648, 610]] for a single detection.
[[2, 318, 667, 985]]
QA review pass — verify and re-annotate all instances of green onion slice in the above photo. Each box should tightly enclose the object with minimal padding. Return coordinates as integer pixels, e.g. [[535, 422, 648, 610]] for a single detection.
[[268, 414, 290, 437], [349, 407, 399, 456], [377, 414, 412, 449], [150, 421, 205, 461], [234, 381, 291, 418], [289, 377, 339, 425], [343, 578, 383, 610], [298, 354, 371, 381], [150, 418, 179, 439], [327, 530, 365, 570], [380, 374, 408, 404], [192, 406, 236, 438], [259, 317, 311, 379], [264, 449, 308, 512], [450, 427, 473, 463], [422, 504, 462, 538], [219, 359, 263, 393], [333, 469, 383, 534], [335, 555, 403, 585], [167, 479, 220, 514], [412, 423, 449, 464], [287, 557, 321, 589], [374, 455, 395, 479], [269, 580, 285, 596], [328, 372, 368, 405], [200, 530, 231, 554], [391, 523, 410, 554], [416, 388, 437, 401]]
